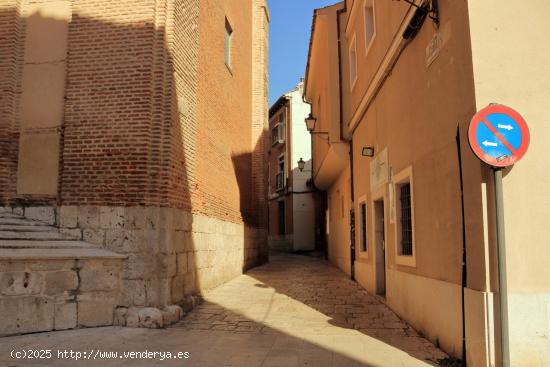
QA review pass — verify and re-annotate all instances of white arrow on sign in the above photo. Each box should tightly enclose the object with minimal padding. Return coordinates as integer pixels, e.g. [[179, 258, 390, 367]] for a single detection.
[[482, 141, 498, 147], [497, 124, 513, 131]]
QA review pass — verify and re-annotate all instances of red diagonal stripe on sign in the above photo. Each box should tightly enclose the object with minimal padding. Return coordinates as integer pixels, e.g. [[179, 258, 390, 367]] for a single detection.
[[481, 118, 517, 154]]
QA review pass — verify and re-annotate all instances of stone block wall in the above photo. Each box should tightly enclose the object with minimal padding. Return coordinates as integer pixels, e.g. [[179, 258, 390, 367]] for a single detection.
[[0, 0, 270, 332], [57, 205, 268, 307], [0, 258, 123, 336]]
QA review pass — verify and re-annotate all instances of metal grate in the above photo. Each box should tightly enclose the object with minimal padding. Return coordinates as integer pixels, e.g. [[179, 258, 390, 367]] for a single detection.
[[360, 203, 367, 252], [400, 183, 413, 256]]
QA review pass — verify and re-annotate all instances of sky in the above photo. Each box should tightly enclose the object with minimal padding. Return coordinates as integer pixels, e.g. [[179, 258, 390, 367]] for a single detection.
[[267, 0, 340, 106]]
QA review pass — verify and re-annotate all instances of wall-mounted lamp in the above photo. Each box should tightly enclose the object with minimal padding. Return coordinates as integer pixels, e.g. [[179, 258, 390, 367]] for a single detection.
[[305, 113, 317, 132], [361, 146, 375, 157], [297, 158, 306, 172], [305, 113, 329, 140]]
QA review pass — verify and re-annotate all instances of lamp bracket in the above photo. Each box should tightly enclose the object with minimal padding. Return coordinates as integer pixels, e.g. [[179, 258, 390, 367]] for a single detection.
[[395, 0, 439, 26], [310, 131, 329, 141]]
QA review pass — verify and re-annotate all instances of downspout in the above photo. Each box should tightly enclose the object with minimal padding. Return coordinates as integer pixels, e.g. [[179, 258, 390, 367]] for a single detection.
[[456, 126, 468, 366], [336, 6, 355, 281]]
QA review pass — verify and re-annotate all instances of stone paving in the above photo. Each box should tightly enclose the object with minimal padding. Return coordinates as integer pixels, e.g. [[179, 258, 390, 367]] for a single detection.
[[0, 253, 450, 367]]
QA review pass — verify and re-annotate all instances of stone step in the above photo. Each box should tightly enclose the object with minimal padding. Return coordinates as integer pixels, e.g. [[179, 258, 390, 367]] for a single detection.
[[0, 231, 68, 241], [0, 224, 57, 232], [0, 247, 126, 260], [0, 240, 99, 249], [0, 212, 24, 219], [0, 217, 50, 226]]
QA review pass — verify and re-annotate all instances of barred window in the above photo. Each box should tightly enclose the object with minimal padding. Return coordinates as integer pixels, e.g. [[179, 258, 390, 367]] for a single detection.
[[399, 183, 413, 256], [359, 202, 367, 252]]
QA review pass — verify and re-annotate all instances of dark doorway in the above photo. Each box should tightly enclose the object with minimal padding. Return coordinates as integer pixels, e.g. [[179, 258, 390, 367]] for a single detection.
[[277, 200, 285, 235], [374, 199, 386, 297]]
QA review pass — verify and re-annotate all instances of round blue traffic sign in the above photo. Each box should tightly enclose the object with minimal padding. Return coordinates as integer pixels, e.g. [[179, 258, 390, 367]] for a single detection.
[[468, 104, 530, 168]]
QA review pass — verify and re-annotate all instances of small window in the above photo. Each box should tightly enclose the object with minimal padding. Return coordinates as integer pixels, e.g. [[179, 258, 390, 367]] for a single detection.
[[364, 0, 375, 52], [224, 18, 233, 68], [359, 202, 368, 252], [340, 193, 345, 219], [398, 182, 413, 256], [349, 35, 357, 89]]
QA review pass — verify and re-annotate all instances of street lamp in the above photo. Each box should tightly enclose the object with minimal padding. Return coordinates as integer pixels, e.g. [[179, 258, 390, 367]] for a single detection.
[[305, 113, 317, 132], [305, 113, 329, 139], [297, 158, 306, 172]]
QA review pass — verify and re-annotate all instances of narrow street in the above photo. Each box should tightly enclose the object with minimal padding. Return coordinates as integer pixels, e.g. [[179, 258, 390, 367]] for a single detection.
[[1, 253, 448, 367]]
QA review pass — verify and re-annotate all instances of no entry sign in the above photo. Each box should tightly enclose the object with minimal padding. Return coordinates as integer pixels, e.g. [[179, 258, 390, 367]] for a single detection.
[[468, 104, 530, 168]]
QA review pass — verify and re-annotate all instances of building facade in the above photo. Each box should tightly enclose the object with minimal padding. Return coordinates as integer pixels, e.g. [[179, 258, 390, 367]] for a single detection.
[[305, 0, 550, 365], [0, 0, 269, 335], [267, 81, 315, 252]]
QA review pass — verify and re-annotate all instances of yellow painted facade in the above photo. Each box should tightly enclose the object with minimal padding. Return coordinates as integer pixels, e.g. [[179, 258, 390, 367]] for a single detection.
[[305, 0, 550, 365]]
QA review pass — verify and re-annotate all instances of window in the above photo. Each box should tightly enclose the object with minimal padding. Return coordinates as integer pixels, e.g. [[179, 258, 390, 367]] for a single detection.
[[349, 34, 357, 89], [399, 183, 413, 255], [271, 112, 285, 146], [224, 18, 233, 68], [340, 192, 345, 218], [364, 0, 376, 53], [394, 166, 416, 266], [271, 124, 284, 145], [276, 154, 285, 191], [359, 202, 368, 252]]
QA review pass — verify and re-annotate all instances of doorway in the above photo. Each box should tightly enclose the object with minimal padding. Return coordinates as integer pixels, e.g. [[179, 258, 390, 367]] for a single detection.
[[374, 199, 386, 297], [277, 200, 285, 235]]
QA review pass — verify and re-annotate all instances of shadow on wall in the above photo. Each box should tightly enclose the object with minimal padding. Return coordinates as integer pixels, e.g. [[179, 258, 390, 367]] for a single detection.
[[231, 132, 269, 273], [0, 2, 267, 327], [0, 7, 450, 366]]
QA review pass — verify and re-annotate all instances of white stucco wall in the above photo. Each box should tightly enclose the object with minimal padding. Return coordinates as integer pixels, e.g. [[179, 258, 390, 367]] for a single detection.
[[292, 161, 315, 251], [287, 83, 312, 169], [285, 81, 315, 251]]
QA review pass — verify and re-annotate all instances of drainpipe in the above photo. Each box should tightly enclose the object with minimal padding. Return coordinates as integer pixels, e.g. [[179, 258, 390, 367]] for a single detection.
[[336, 6, 355, 281], [456, 126, 468, 366]]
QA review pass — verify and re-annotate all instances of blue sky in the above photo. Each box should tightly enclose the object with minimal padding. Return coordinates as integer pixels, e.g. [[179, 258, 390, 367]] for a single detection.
[[267, 0, 339, 106]]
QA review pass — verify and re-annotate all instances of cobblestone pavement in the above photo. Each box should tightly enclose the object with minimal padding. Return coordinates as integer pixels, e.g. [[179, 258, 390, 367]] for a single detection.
[[0, 253, 449, 367]]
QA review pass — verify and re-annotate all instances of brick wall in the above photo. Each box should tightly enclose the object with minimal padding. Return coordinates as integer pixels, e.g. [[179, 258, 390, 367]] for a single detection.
[[165, 0, 199, 211], [194, 0, 255, 224], [0, 0, 268, 227], [251, 0, 269, 228], [61, 0, 161, 206], [0, 0, 269, 315], [0, 1, 23, 205]]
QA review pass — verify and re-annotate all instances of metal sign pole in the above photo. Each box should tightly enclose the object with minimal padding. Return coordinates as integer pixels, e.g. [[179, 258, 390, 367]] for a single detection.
[[468, 104, 529, 367], [494, 168, 510, 367]]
